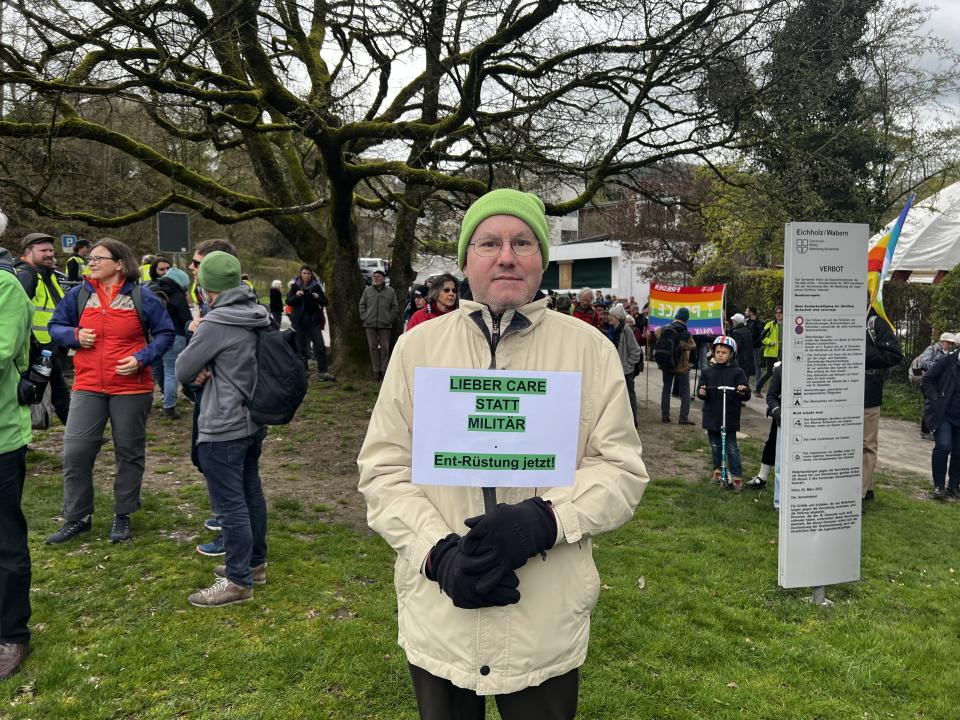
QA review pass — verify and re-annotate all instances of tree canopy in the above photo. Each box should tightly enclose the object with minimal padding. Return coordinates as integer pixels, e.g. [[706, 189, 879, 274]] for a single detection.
[[0, 0, 793, 367]]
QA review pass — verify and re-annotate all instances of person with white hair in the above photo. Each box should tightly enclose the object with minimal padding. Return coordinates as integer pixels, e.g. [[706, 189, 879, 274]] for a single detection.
[[728, 313, 755, 380], [922, 333, 960, 500], [269, 279, 284, 328], [915, 331, 957, 440], [608, 304, 643, 424], [572, 287, 602, 329]]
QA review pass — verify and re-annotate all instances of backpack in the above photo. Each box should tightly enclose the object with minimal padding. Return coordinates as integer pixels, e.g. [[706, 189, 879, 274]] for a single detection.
[[76, 282, 150, 343], [907, 351, 925, 385], [653, 325, 683, 370], [243, 325, 308, 425], [145, 280, 169, 307]]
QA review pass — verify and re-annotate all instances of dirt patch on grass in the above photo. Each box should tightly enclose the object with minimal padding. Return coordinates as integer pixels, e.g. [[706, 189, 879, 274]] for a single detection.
[[29, 378, 379, 532], [29, 369, 930, 533]]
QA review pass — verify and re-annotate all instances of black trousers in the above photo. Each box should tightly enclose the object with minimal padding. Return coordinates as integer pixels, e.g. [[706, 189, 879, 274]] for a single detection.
[[0, 446, 30, 644], [756, 357, 776, 394], [295, 322, 328, 372], [761, 418, 778, 466], [408, 664, 579, 720]]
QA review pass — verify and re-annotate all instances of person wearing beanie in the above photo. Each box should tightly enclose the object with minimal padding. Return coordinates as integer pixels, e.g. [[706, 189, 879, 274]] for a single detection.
[[654, 307, 696, 424], [175, 250, 273, 608], [359, 188, 648, 716]]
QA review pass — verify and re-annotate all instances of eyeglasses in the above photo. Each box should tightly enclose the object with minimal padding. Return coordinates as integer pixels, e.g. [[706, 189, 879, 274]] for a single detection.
[[87, 255, 116, 265], [440, 287, 458, 294], [470, 237, 539, 257], [189, 258, 203, 267]]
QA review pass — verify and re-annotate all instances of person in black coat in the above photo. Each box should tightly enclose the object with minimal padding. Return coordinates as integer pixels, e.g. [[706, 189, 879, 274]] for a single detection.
[[862, 308, 903, 503], [744, 306, 762, 391], [765, 363, 783, 509], [922, 349, 960, 500], [287, 265, 334, 380], [729, 313, 755, 378], [696, 336, 751, 489], [269, 279, 284, 328]]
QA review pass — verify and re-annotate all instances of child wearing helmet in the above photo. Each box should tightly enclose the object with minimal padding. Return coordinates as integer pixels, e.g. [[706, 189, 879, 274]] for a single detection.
[[697, 335, 752, 490]]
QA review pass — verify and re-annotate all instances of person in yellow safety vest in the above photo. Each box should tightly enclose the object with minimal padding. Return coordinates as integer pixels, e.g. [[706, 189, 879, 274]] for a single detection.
[[15, 233, 70, 423], [241, 273, 254, 290], [140, 254, 154, 282], [756, 306, 783, 397], [65, 239, 91, 282]]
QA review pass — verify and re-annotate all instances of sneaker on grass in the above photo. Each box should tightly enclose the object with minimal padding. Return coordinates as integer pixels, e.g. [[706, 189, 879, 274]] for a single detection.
[[46, 518, 92, 545], [187, 576, 252, 608], [195, 535, 225, 557], [214, 563, 267, 585], [203, 517, 221, 532], [109, 514, 131, 543], [746, 476, 766, 489]]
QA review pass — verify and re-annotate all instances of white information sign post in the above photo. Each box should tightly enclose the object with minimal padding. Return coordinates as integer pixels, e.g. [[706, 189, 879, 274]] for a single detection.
[[411, 367, 582, 488], [779, 222, 868, 590]]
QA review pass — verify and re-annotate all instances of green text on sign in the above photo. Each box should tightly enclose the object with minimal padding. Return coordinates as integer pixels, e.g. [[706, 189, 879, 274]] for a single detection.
[[474, 396, 521, 413], [434, 453, 556, 471], [449, 376, 547, 394], [467, 415, 526, 432]]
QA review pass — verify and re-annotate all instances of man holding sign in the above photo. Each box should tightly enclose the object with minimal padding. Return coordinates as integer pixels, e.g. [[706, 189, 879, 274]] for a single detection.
[[358, 189, 648, 719]]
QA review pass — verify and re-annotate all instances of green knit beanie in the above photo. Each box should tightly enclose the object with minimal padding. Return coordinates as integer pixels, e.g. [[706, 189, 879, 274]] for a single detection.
[[457, 189, 550, 270], [198, 251, 241, 292]]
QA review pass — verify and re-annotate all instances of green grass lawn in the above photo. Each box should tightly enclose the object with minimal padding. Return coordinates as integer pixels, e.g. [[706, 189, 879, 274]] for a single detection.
[[880, 380, 924, 424], [5, 407, 959, 718]]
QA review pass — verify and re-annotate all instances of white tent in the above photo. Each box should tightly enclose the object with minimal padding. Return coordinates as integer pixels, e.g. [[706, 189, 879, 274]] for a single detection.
[[870, 181, 960, 282]]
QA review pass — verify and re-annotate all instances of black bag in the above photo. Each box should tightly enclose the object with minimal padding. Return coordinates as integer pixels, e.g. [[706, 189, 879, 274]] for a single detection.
[[145, 280, 169, 307], [245, 325, 308, 425], [653, 325, 683, 370]]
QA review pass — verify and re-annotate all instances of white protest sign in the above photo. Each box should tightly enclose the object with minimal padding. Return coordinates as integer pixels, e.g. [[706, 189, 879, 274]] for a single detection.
[[412, 367, 582, 488], [779, 222, 867, 589]]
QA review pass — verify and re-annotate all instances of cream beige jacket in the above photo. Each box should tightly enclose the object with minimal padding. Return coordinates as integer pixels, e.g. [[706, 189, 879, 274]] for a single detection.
[[358, 297, 648, 695]]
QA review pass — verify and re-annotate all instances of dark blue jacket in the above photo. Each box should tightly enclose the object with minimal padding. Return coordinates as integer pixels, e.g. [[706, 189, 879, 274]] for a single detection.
[[697, 362, 750, 432], [922, 350, 960, 430]]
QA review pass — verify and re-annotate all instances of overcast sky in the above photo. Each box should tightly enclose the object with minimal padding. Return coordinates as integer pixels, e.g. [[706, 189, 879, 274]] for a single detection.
[[924, 2, 960, 48]]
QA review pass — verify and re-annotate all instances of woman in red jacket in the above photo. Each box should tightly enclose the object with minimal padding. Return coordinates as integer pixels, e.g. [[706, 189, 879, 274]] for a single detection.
[[46, 238, 174, 545], [405, 273, 459, 331]]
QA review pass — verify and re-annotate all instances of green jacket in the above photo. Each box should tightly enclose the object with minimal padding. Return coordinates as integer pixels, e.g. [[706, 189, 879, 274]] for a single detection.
[[0, 260, 34, 454], [761, 320, 781, 359]]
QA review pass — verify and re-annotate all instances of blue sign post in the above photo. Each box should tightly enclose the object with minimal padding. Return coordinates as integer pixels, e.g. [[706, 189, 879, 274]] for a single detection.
[[61, 234, 77, 251]]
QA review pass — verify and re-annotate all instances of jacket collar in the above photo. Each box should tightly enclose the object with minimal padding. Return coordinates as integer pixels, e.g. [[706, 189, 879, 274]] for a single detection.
[[460, 296, 548, 340]]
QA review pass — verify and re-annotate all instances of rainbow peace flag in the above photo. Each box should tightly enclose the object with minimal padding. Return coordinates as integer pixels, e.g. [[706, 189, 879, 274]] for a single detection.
[[867, 194, 914, 329], [648, 283, 726, 336]]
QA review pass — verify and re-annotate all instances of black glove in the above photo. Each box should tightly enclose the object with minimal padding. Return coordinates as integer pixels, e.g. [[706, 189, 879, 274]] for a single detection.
[[426, 534, 520, 609], [771, 406, 781, 426], [461, 497, 557, 576]]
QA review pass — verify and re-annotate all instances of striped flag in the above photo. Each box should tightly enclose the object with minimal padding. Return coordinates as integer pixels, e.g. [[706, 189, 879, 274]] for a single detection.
[[868, 194, 914, 329], [648, 283, 726, 336]]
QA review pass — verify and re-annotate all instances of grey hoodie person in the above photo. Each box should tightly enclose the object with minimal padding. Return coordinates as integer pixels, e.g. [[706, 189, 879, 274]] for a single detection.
[[175, 285, 270, 443]]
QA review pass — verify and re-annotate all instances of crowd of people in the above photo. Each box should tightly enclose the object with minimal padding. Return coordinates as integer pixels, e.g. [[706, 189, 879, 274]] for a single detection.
[[0, 188, 954, 720]]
